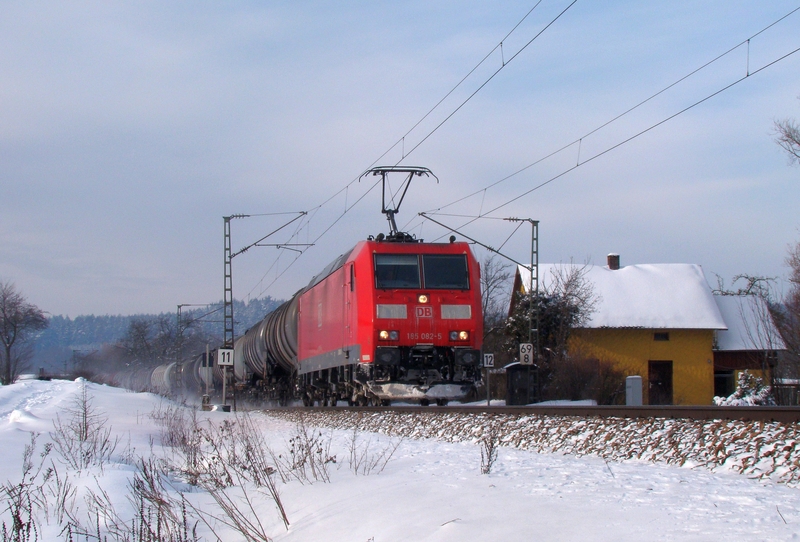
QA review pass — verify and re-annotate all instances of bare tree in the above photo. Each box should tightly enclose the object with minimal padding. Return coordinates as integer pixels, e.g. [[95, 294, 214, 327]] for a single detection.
[[504, 262, 605, 401], [121, 315, 183, 365], [775, 112, 800, 165], [541, 262, 599, 357], [505, 262, 598, 363], [0, 281, 48, 384], [774, 242, 800, 384], [718, 276, 783, 379], [480, 254, 513, 334], [716, 273, 796, 403], [118, 314, 213, 370]]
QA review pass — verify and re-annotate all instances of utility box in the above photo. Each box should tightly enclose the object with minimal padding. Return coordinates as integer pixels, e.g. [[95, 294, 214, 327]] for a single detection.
[[626, 376, 643, 406], [506, 363, 539, 405]]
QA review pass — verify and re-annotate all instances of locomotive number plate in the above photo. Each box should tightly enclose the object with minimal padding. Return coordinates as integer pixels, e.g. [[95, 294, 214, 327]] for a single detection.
[[415, 306, 434, 318], [407, 332, 442, 341]]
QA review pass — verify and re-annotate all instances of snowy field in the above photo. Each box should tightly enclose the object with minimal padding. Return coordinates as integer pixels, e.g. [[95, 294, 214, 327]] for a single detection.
[[2, 378, 800, 541]]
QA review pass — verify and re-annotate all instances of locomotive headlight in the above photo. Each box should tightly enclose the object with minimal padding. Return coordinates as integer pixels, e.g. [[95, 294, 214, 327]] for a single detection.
[[418, 294, 429, 304], [379, 330, 399, 341], [449, 331, 470, 341]]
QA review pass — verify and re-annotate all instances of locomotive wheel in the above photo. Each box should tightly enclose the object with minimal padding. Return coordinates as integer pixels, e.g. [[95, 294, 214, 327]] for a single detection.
[[302, 393, 312, 407], [380, 399, 391, 407], [435, 399, 449, 406], [419, 398, 430, 406]]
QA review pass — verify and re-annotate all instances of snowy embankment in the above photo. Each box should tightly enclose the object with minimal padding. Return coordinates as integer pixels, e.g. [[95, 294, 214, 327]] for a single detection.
[[4, 379, 800, 541], [265, 409, 800, 486]]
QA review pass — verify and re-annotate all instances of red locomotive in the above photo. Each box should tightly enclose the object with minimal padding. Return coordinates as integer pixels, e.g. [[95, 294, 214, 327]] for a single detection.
[[233, 167, 484, 405]]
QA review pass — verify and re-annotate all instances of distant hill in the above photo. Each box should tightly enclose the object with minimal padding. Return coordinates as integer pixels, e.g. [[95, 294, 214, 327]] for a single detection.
[[32, 297, 284, 369]]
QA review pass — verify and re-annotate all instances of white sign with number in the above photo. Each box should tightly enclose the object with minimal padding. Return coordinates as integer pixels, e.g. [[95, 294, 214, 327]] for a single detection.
[[519, 343, 534, 365], [483, 353, 494, 368], [217, 348, 234, 367]]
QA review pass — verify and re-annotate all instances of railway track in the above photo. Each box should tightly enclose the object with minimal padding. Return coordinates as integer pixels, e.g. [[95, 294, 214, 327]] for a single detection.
[[262, 404, 800, 424]]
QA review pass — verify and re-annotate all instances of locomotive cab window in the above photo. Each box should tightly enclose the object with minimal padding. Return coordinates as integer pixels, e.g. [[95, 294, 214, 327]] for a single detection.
[[374, 254, 421, 289], [422, 254, 469, 289]]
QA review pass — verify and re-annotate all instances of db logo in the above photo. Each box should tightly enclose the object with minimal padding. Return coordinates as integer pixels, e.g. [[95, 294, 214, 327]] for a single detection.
[[415, 306, 433, 318]]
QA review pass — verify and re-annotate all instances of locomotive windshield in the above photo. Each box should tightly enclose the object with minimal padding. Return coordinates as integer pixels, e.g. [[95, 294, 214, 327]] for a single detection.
[[374, 253, 469, 290], [422, 254, 469, 289], [375, 254, 421, 288]]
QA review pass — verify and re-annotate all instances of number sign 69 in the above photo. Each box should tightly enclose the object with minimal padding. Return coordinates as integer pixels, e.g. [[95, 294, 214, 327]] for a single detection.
[[519, 343, 534, 365]]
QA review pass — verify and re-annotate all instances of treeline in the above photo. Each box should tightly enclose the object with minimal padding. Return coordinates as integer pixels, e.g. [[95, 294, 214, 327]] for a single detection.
[[33, 297, 283, 369]]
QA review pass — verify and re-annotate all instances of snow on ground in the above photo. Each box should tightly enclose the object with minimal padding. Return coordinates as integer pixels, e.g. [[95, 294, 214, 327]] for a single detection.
[[273, 407, 800, 486], [2, 379, 800, 541]]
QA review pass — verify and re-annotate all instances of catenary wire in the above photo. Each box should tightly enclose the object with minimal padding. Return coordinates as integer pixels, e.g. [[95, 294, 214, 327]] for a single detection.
[[420, 43, 800, 243], [424, 5, 800, 216]]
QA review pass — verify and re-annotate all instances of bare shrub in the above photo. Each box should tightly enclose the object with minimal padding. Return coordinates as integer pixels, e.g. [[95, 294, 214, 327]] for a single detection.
[[152, 412, 290, 537], [50, 380, 120, 471], [192, 482, 274, 542], [5, 402, 289, 542], [149, 402, 203, 484], [347, 421, 403, 476], [61, 458, 199, 542], [0, 433, 83, 542], [198, 415, 290, 531], [38, 463, 75, 528], [1, 434, 45, 542], [480, 423, 502, 475], [269, 415, 335, 485], [148, 402, 289, 537]]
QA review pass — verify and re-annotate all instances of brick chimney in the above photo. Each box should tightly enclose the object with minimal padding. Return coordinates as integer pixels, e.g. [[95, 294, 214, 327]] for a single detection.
[[607, 253, 620, 270]]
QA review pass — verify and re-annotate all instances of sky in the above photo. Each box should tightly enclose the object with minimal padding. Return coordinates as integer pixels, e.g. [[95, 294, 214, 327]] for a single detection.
[[1, 1, 800, 317]]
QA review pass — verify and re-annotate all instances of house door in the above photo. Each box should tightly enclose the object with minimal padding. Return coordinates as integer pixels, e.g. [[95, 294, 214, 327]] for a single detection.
[[648, 360, 673, 405]]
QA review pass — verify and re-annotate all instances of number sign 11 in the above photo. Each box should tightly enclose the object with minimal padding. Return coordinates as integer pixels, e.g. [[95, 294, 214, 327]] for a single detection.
[[218, 348, 234, 367]]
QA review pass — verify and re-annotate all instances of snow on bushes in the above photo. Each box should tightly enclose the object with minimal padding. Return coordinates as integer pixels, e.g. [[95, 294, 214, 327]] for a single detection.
[[714, 370, 776, 406]]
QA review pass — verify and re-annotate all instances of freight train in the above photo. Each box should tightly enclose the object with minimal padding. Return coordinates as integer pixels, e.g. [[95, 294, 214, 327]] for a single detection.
[[135, 167, 484, 405]]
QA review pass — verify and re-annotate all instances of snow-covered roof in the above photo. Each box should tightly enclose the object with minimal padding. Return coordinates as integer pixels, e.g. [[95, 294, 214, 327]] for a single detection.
[[713, 295, 786, 351], [517, 263, 727, 330]]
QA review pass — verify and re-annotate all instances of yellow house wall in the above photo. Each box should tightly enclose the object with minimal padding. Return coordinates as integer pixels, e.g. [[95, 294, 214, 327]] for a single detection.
[[569, 328, 715, 405]]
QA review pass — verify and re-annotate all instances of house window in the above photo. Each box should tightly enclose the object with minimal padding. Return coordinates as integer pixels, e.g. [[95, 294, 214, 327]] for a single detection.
[[654, 332, 670, 341]]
